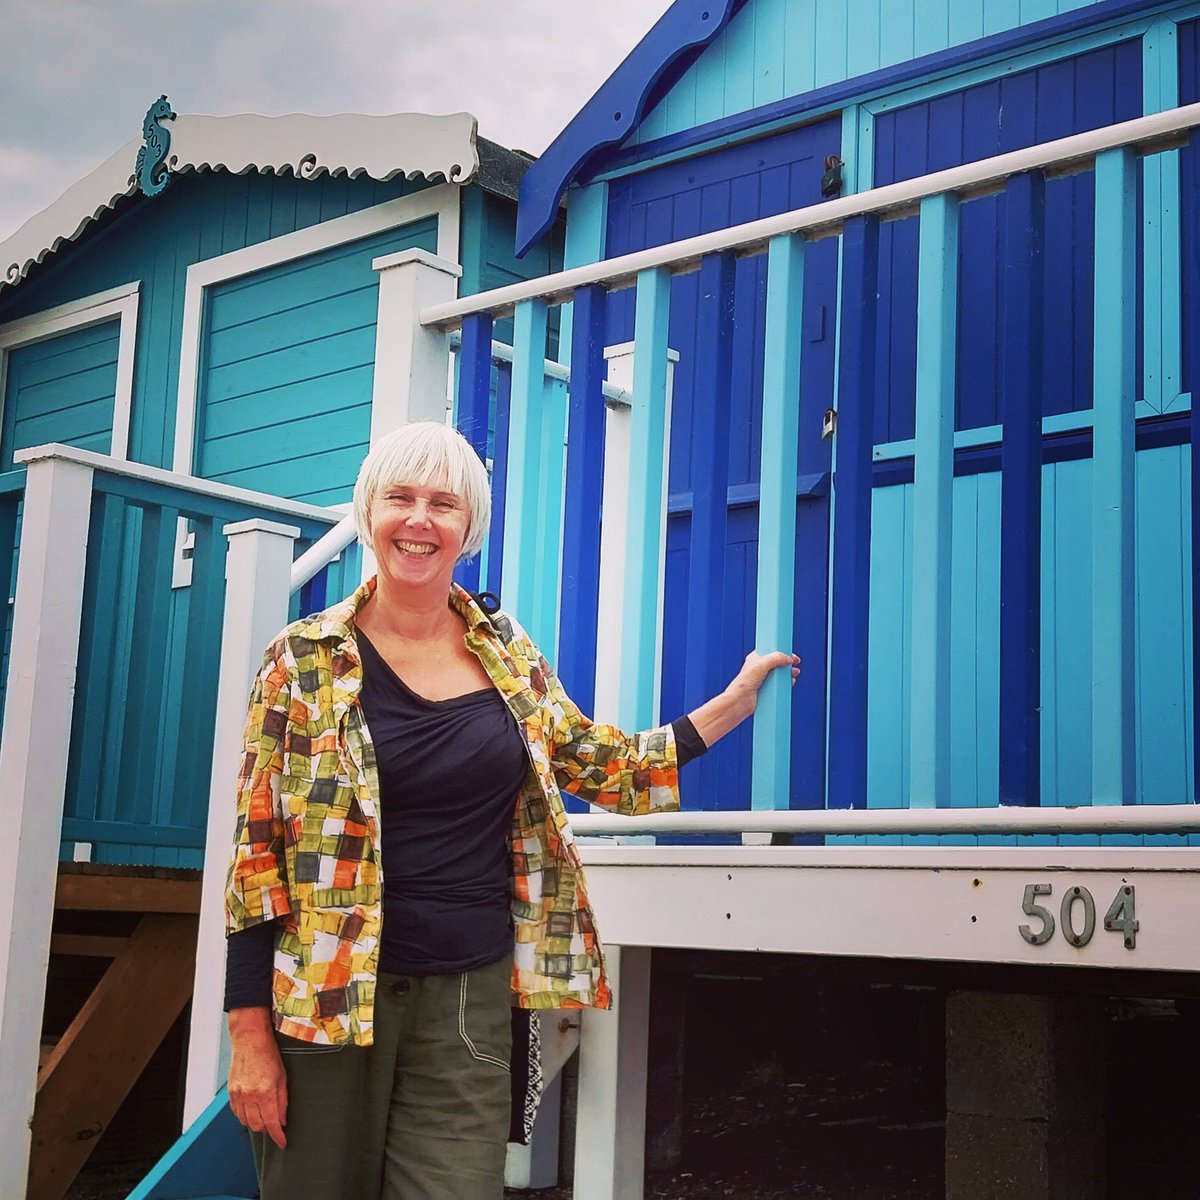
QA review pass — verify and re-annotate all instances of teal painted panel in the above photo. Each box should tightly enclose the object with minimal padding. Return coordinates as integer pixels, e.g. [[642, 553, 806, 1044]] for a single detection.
[[625, 0, 1114, 148], [195, 221, 436, 505], [0, 173, 424, 471], [866, 446, 1191, 819]]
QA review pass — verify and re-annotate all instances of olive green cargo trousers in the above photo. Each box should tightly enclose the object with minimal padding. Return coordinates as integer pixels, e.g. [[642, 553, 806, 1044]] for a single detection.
[[251, 956, 513, 1200]]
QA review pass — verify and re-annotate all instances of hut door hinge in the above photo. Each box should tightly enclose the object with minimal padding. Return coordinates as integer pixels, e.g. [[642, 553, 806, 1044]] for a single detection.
[[822, 408, 837, 439]]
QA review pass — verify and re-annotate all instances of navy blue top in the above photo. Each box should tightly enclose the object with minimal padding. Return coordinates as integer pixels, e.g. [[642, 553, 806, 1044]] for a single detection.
[[224, 636, 708, 1009]]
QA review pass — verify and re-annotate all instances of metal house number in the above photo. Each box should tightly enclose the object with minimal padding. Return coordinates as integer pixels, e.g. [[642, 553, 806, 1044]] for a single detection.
[[1018, 883, 1138, 950]]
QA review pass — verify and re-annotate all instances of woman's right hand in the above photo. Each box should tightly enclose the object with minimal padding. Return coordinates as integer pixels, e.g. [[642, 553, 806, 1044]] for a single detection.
[[228, 1007, 288, 1148]]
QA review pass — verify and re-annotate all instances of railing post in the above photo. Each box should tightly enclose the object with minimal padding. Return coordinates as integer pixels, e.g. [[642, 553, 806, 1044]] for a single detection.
[[371, 248, 461, 434], [558, 284, 609, 712], [573, 945, 652, 1200], [183, 518, 301, 1126], [828, 215, 880, 809], [752, 234, 805, 810], [454, 311, 494, 593], [910, 194, 959, 809], [0, 450, 94, 1198], [620, 269, 673, 731], [998, 171, 1046, 806], [1092, 147, 1138, 806]]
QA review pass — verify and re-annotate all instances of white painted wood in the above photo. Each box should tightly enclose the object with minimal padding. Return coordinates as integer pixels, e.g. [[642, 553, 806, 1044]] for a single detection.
[[0, 112, 475, 294], [574, 945, 652, 1200], [579, 848, 1200, 973], [370, 248, 462, 440], [0, 282, 140, 461], [455, 333, 632, 405], [14, 442, 338, 523], [420, 103, 1200, 329], [172, 186, 462, 478], [183, 518, 301, 1127], [567, 804, 1200, 837], [291, 512, 359, 591], [0, 454, 94, 1198]]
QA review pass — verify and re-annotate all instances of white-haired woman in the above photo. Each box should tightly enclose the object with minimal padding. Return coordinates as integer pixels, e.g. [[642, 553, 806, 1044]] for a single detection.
[[223, 421, 797, 1200]]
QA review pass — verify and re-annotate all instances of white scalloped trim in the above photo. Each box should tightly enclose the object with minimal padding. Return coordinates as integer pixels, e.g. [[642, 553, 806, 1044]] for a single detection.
[[0, 111, 478, 294]]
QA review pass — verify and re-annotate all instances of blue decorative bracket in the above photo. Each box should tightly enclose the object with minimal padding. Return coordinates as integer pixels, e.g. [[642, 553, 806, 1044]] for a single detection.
[[135, 95, 176, 197]]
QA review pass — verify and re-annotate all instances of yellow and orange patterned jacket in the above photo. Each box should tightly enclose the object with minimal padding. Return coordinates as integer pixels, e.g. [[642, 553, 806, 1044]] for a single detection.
[[225, 577, 680, 1045]]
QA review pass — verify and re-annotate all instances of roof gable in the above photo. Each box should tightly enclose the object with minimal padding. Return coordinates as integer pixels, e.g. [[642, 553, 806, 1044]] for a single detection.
[[1, 103, 479, 296], [514, 0, 742, 255]]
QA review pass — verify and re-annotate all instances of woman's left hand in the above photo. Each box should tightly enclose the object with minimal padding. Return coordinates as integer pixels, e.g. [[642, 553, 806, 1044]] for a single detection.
[[727, 650, 801, 717]]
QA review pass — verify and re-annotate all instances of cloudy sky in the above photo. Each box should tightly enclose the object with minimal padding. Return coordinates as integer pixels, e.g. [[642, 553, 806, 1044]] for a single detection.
[[0, 0, 673, 243]]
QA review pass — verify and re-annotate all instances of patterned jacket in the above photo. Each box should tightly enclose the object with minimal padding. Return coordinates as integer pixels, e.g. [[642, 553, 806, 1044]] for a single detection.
[[225, 577, 680, 1046]]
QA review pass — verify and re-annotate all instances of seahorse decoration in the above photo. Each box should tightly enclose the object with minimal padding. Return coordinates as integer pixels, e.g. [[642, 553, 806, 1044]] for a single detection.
[[135, 95, 176, 197]]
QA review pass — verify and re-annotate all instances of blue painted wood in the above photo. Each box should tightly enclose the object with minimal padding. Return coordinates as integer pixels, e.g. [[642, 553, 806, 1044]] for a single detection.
[[454, 311, 494, 593], [909, 192, 959, 809], [872, 40, 1143, 441], [828, 214, 880, 810], [751, 234, 804, 811], [127, 1086, 256, 1200], [620, 267, 672, 731], [1185, 17, 1200, 811], [1092, 145, 1138, 805], [998, 170, 1046, 806], [514, 0, 738, 254], [557, 284, 608, 711], [532, 376, 569, 657], [593, 0, 1159, 177], [684, 252, 736, 714], [197, 220, 438, 507], [502, 299, 550, 640], [605, 117, 840, 811], [486, 363, 512, 597]]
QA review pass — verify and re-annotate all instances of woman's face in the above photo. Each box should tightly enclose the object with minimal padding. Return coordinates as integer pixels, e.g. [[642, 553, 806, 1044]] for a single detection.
[[368, 479, 470, 590]]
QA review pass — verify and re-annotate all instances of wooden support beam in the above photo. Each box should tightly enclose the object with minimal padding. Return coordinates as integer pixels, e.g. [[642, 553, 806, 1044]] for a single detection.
[[29, 913, 198, 1200], [54, 870, 202, 914], [48, 934, 128, 959]]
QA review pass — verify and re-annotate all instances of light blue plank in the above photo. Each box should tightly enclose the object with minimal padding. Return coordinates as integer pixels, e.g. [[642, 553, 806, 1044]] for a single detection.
[[502, 298, 550, 641], [1142, 17, 1183, 411], [782, 0, 817, 98], [1091, 146, 1137, 806], [914, 0, 951, 58], [722, 0, 756, 117], [619, 268, 671, 731], [752, 0, 787, 110], [909, 193, 958, 808], [846, 0, 880, 80], [751, 234, 805, 811], [532, 375, 568, 659]]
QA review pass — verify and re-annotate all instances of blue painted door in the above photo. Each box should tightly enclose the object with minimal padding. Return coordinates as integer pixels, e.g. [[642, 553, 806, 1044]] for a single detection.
[[872, 39, 1143, 441], [194, 218, 437, 508], [1181, 18, 1200, 402], [0, 320, 120, 722], [606, 118, 841, 811]]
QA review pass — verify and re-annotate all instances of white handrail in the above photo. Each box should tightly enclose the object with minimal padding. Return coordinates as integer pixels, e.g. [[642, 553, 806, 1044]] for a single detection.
[[569, 803, 1200, 837], [290, 512, 358, 591], [420, 102, 1200, 329]]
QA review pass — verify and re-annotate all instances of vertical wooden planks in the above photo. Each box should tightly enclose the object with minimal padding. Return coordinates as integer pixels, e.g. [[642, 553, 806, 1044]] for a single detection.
[[999, 170, 1045, 806], [558, 285, 608, 711], [454, 311, 494, 593], [909, 194, 959, 808], [619, 268, 672, 731], [828, 215, 880, 809], [502, 299, 549, 642], [1092, 146, 1137, 806], [752, 234, 805, 810], [486, 363, 512, 598], [684, 253, 736, 714], [532, 376, 569, 658]]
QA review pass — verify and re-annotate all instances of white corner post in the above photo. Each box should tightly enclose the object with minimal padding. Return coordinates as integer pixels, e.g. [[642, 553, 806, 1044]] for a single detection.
[[183, 518, 301, 1127], [574, 945, 653, 1200], [364, 248, 462, 581], [371, 248, 462, 435], [0, 450, 94, 1199], [593, 343, 677, 727]]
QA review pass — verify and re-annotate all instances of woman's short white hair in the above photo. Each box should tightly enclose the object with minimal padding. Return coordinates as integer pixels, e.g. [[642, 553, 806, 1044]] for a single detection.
[[352, 422, 492, 559]]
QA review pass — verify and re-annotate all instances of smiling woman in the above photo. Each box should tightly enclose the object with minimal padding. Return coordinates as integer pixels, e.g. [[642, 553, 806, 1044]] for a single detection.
[[221, 421, 797, 1200]]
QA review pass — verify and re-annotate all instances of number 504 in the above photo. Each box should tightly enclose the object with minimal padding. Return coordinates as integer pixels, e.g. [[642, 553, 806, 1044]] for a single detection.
[[1018, 883, 1138, 950]]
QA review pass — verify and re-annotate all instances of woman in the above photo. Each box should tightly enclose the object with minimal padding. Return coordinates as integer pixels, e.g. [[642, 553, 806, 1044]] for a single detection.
[[224, 421, 798, 1200]]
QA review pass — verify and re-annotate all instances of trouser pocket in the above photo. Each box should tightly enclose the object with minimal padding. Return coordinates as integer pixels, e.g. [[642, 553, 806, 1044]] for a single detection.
[[457, 958, 512, 1072]]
